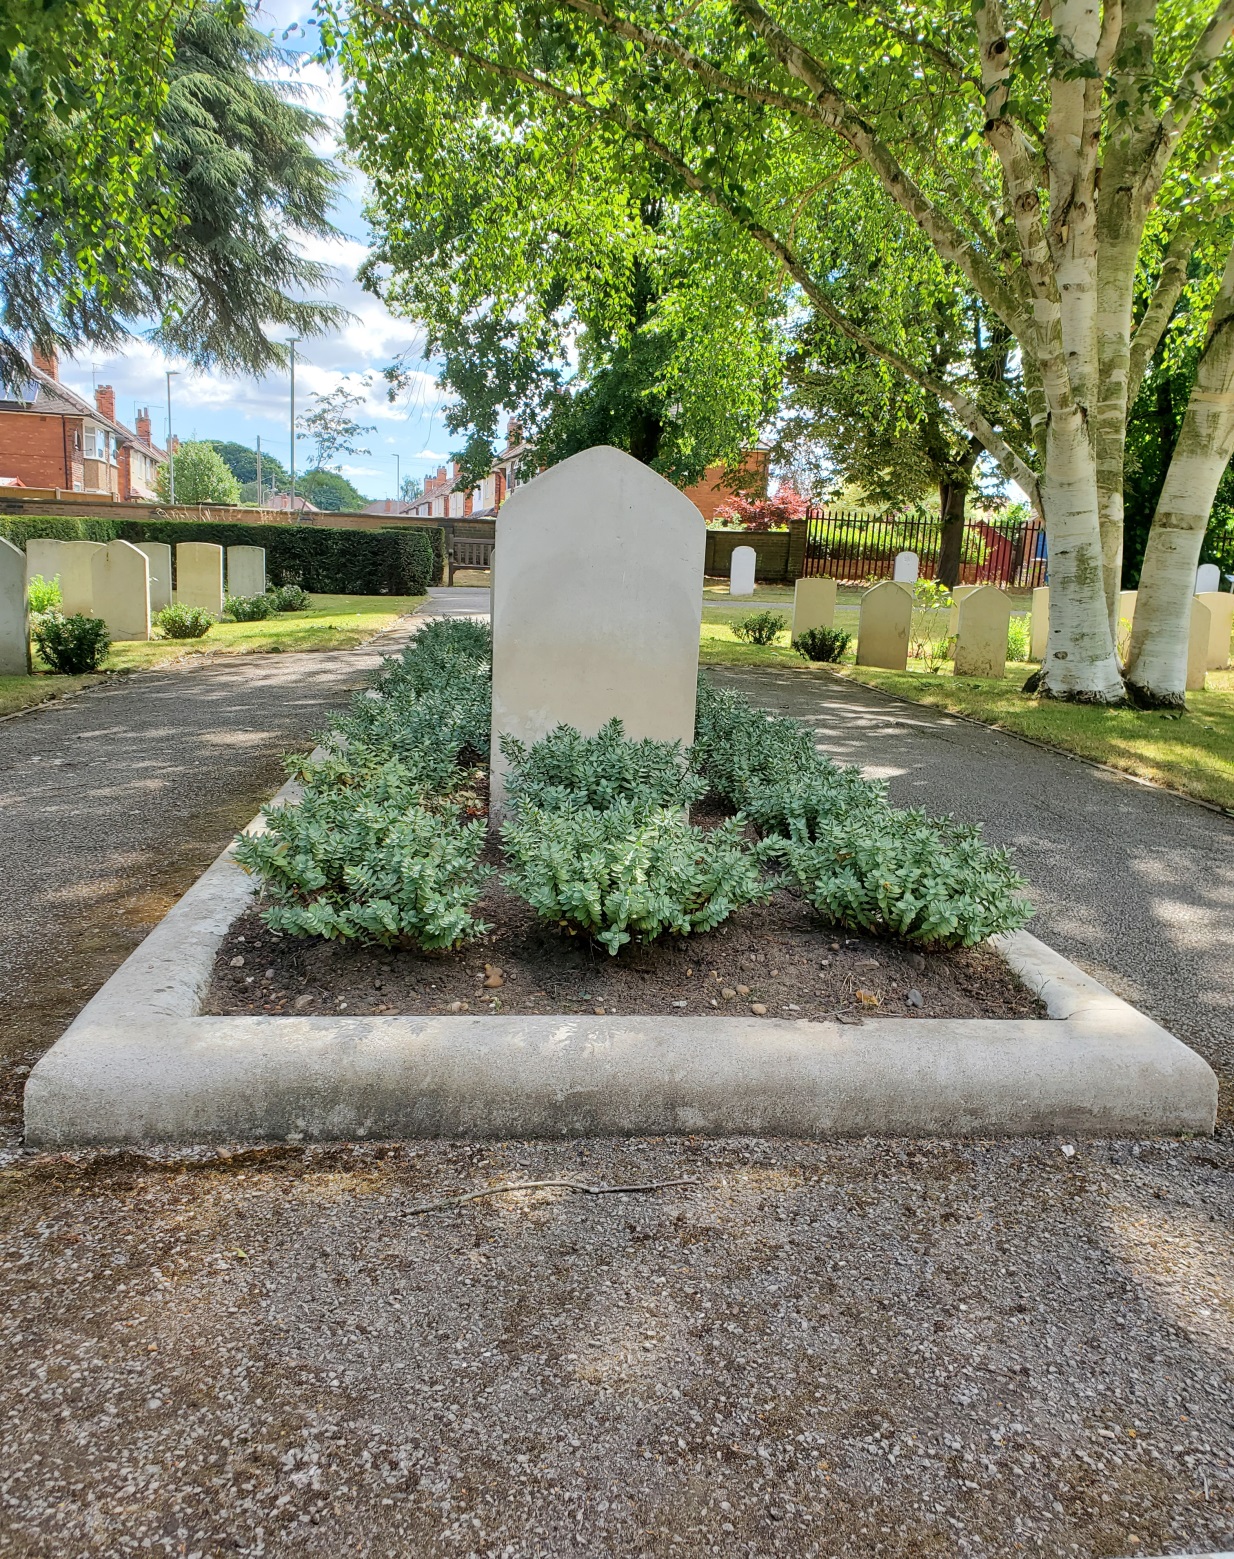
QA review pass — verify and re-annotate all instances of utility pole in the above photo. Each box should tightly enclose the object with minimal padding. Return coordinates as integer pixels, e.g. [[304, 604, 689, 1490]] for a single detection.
[[256, 435, 263, 508], [395, 452, 400, 507], [165, 370, 180, 503], [288, 338, 300, 518]]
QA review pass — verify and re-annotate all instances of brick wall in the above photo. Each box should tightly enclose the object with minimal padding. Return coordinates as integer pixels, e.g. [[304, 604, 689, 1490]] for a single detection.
[[704, 528, 791, 581], [0, 411, 79, 489]]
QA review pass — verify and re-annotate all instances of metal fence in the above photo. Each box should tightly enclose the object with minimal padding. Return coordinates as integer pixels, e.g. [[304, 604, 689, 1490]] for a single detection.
[[801, 507, 1047, 589]]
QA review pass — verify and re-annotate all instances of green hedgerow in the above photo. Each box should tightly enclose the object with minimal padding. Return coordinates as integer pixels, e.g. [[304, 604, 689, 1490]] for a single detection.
[[502, 801, 770, 954], [235, 784, 491, 948], [154, 603, 215, 639], [32, 612, 111, 673], [225, 592, 275, 622], [500, 719, 706, 815], [732, 609, 786, 646]]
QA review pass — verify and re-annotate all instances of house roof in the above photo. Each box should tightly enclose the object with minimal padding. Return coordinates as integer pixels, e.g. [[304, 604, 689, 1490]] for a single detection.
[[5, 367, 167, 461]]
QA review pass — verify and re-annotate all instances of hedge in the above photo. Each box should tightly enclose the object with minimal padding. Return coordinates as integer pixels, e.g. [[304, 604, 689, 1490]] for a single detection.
[[0, 514, 442, 597], [383, 523, 446, 585], [0, 515, 120, 549]]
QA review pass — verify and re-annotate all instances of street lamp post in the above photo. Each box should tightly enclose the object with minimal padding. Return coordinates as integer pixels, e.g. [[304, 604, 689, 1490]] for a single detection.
[[395, 453, 400, 506], [256, 435, 263, 508], [288, 338, 300, 516], [165, 370, 180, 503]]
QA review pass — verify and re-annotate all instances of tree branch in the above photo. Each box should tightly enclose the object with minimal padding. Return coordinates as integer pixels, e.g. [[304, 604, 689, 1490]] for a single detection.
[[1127, 222, 1200, 404], [1138, 0, 1234, 203]]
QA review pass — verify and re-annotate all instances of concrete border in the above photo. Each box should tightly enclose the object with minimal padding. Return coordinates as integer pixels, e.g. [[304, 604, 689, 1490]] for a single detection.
[[24, 776, 1218, 1147]]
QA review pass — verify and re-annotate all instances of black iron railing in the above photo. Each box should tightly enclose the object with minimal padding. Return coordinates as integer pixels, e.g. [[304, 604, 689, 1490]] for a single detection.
[[801, 507, 1047, 589]]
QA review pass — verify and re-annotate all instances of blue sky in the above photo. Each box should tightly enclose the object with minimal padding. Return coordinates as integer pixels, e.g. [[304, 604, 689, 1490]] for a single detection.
[[60, 0, 451, 501]]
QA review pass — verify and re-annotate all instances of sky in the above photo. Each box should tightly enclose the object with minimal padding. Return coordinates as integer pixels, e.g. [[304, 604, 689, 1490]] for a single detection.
[[60, 0, 452, 502]]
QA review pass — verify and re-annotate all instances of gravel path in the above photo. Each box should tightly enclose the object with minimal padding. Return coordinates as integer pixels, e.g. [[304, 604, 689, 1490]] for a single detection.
[[712, 666, 1234, 1102], [2, 595, 1232, 1557], [0, 616, 421, 1141]]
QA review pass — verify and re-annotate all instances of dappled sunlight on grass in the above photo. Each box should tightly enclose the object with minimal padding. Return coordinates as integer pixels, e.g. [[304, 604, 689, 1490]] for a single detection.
[[0, 671, 100, 719]]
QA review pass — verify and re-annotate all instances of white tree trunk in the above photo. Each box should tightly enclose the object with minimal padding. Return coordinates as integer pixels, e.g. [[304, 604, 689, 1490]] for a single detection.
[[1039, 407, 1126, 700], [1125, 246, 1234, 703]]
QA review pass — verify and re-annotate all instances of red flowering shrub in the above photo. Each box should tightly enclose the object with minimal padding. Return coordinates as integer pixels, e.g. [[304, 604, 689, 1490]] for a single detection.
[[712, 486, 809, 531]]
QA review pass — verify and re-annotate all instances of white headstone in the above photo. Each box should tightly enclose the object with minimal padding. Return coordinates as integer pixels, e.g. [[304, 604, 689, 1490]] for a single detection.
[[792, 576, 837, 636], [856, 580, 912, 670], [227, 545, 266, 597], [52, 540, 105, 616], [1195, 563, 1220, 594], [489, 445, 704, 816], [1030, 586, 1049, 661], [892, 550, 919, 583], [175, 542, 224, 616], [954, 584, 1013, 678], [0, 536, 30, 675], [1187, 598, 1210, 692], [729, 545, 756, 597], [133, 542, 172, 614], [91, 540, 150, 642], [1196, 591, 1234, 670], [25, 538, 65, 591], [946, 582, 980, 636]]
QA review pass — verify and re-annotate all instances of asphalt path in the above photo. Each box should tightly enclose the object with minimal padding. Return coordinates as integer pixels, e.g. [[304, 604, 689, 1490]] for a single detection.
[[0, 615, 424, 1139], [712, 664, 1234, 1089]]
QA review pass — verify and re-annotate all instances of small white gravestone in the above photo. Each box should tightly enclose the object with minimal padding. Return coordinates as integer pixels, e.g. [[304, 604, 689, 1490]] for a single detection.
[[792, 576, 837, 637], [954, 584, 1013, 678], [1030, 586, 1049, 661], [729, 545, 756, 597], [1118, 588, 1138, 623], [133, 542, 172, 614], [175, 542, 224, 616], [1195, 562, 1220, 594], [25, 538, 65, 591], [227, 545, 266, 598], [91, 540, 150, 642], [893, 550, 919, 584], [53, 540, 105, 616], [1187, 598, 1210, 692], [947, 582, 979, 636], [856, 580, 912, 670], [489, 445, 704, 816], [1196, 591, 1234, 670], [0, 536, 30, 675]]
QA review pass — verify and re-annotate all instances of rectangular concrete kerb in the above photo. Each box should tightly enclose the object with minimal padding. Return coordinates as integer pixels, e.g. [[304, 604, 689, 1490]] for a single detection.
[[24, 777, 1218, 1148]]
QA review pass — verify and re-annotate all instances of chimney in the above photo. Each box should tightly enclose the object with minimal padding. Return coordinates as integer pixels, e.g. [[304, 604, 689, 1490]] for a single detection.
[[451, 461, 460, 478], [170, 434, 180, 454], [135, 407, 151, 443], [506, 418, 521, 443], [95, 384, 116, 423], [32, 346, 58, 380]]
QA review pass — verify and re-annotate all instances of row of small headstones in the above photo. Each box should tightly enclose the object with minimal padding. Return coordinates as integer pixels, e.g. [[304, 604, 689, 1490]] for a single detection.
[[0, 537, 265, 666], [728, 547, 1231, 683]]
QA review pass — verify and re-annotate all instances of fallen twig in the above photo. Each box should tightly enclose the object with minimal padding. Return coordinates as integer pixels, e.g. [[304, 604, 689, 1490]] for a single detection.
[[400, 1176, 700, 1216]]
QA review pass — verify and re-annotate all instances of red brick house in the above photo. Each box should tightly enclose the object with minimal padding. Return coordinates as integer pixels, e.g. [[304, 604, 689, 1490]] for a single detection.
[[0, 350, 167, 500]]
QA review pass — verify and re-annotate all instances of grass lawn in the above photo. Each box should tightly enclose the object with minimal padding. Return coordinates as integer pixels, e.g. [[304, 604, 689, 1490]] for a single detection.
[[4, 594, 423, 719]]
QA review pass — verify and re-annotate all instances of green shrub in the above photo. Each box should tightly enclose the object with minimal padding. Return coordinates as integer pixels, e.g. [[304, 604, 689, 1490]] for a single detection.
[[693, 680, 819, 805], [225, 592, 275, 622], [1007, 614, 1032, 661], [0, 516, 119, 549], [235, 787, 491, 948], [502, 802, 769, 954], [741, 764, 889, 840], [26, 574, 61, 615], [500, 719, 706, 815], [793, 626, 851, 662], [732, 609, 787, 645], [32, 613, 111, 673], [268, 582, 311, 612], [154, 603, 215, 639], [765, 810, 1032, 948]]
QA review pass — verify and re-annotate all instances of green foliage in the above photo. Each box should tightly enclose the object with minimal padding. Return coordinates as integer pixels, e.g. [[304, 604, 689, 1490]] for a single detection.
[[731, 610, 786, 646], [26, 574, 61, 615], [224, 593, 274, 622], [692, 680, 819, 806], [793, 626, 851, 662], [114, 518, 438, 597], [157, 441, 241, 505], [207, 440, 287, 488], [154, 603, 214, 639], [296, 469, 370, 512], [0, 516, 119, 549], [297, 380, 375, 471], [1007, 614, 1032, 662], [32, 613, 111, 673], [502, 802, 768, 955], [235, 788, 491, 949], [909, 581, 954, 672], [499, 719, 705, 814], [765, 811, 1032, 949], [268, 582, 311, 612]]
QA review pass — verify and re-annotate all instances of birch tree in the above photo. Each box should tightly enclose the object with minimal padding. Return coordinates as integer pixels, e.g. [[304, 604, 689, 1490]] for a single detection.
[[331, 0, 1234, 702]]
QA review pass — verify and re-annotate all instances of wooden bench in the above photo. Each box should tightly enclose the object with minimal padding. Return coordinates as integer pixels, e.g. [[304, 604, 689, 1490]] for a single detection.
[[448, 538, 495, 584]]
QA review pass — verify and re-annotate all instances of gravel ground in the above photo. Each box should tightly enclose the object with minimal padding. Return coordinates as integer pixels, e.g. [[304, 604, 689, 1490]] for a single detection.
[[4, 594, 1233, 1556], [1, 1134, 1232, 1557]]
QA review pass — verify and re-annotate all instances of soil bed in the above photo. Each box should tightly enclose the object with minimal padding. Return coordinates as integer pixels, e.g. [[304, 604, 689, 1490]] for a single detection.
[[205, 881, 1044, 1022]]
